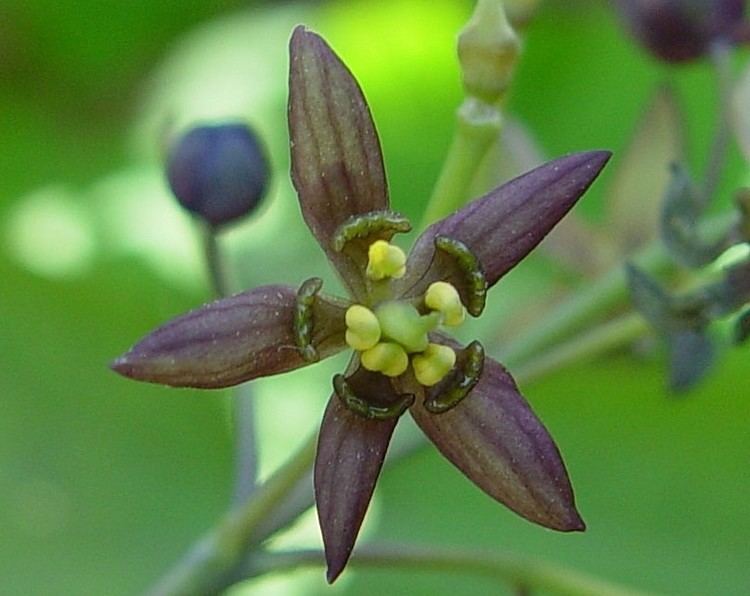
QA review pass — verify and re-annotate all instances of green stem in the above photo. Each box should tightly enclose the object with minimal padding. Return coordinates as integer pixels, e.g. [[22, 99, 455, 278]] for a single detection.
[[146, 432, 317, 596], [702, 40, 733, 205], [203, 225, 259, 503], [242, 545, 658, 596], [418, 97, 502, 230], [512, 312, 648, 384], [497, 212, 736, 368]]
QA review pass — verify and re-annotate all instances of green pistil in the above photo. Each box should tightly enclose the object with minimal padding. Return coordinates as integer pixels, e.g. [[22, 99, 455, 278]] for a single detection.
[[376, 301, 439, 353]]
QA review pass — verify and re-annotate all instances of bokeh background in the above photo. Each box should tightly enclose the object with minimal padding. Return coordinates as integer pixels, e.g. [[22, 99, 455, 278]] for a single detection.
[[2, 0, 749, 594]]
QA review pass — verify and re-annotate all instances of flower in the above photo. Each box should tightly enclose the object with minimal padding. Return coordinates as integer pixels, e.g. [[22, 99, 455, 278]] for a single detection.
[[615, 0, 749, 63], [112, 26, 610, 582]]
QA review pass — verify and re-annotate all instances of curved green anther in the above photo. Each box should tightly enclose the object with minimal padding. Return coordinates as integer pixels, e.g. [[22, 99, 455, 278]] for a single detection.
[[424, 340, 485, 414], [435, 235, 487, 316], [294, 277, 324, 362], [332, 210, 412, 252], [333, 374, 415, 420]]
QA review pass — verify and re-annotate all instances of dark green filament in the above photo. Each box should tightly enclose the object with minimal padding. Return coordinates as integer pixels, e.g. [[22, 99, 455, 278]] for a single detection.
[[294, 277, 323, 362], [424, 340, 484, 414], [333, 374, 415, 420], [333, 210, 412, 252], [435, 235, 487, 316]]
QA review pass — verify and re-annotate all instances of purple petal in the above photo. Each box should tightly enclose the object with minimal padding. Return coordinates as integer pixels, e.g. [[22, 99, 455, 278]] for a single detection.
[[401, 151, 611, 299], [289, 26, 390, 299], [315, 366, 401, 582], [111, 285, 346, 388], [410, 349, 584, 532]]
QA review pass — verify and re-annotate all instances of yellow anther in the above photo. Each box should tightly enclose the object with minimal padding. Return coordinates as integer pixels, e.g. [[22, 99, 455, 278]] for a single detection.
[[345, 305, 381, 351], [425, 281, 466, 327], [366, 240, 406, 280], [412, 343, 456, 387], [361, 342, 409, 377]]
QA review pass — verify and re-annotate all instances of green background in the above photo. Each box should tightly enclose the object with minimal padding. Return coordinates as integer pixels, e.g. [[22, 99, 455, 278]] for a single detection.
[[1, 1, 748, 594]]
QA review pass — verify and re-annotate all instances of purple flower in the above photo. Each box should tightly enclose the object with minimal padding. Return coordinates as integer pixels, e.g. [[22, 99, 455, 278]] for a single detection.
[[112, 27, 610, 582]]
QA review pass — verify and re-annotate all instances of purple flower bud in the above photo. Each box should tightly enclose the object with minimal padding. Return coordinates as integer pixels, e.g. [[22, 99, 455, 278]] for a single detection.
[[166, 123, 270, 227], [616, 0, 747, 62]]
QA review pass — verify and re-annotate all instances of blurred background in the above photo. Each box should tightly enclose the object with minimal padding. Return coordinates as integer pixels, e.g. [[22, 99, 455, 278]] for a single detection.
[[1, 0, 749, 594]]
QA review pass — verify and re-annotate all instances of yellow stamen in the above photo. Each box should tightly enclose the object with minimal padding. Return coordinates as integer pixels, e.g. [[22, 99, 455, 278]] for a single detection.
[[425, 281, 465, 327], [412, 343, 456, 386], [361, 342, 409, 377], [366, 240, 406, 280], [345, 305, 381, 351]]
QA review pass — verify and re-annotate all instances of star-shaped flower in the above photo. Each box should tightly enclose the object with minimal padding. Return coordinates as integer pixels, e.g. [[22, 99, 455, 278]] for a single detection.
[[112, 26, 610, 582]]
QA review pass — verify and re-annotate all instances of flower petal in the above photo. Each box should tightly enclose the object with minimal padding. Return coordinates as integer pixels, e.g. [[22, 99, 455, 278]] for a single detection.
[[111, 285, 346, 388], [315, 365, 402, 582], [410, 349, 584, 532], [401, 151, 611, 299], [289, 26, 390, 299]]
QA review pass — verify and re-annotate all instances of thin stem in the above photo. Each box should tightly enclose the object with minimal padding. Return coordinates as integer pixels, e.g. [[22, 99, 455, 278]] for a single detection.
[[512, 312, 648, 384], [202, 225, 259, 503], [497, 212, 736, 368], [418, 98, 502, 230], [203, 226, 230, 299], [146, 432, 317, 596], [702, 40, 734, 205], [241, 545, 658, 596]]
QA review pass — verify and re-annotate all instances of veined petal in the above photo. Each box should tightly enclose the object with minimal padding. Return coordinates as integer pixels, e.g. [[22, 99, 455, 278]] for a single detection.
[[401, 151, 611, 299], [411, 347, 584, 532], [289, 26, 390, 299], [111, 285, 346, 388], [315, 365, 402, 582]]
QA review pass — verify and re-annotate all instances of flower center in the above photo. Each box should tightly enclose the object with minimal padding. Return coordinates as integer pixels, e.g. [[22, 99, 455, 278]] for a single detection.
[[344, 240, 466, 386]]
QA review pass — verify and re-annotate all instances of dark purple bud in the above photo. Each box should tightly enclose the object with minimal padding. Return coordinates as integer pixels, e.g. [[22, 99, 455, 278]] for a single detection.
[[615, 0, 747, 63], [166, 123, 270, 227]]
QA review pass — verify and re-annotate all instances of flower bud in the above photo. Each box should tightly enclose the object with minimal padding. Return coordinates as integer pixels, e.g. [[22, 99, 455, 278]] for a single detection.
[[615, 0, 747, 63], [457, 0, 521, 103], [166, 123, 270, 227]]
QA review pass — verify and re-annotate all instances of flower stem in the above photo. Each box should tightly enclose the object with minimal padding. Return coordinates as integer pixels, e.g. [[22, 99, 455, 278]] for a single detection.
[[702, 40, 734, 205], [512, 312, 648, 384], [241, 545, 657, 596], [146, 432, 317, 596], [202, 226, 259, 503], [418, 97, 502, 230], [497, 212, 735, 368]]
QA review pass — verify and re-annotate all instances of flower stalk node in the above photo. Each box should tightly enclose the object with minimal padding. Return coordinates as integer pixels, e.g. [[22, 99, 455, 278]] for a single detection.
[[435, 235, 488, 316], [332, 211, 411, 252], [424, 340, 485, 413], [333, 373, 414, 420], [295, 277, 325, 362]]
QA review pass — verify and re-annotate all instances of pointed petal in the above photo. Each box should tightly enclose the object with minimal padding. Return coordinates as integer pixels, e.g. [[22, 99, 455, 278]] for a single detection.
[[401, 151, 611, 298], [289, 26, 390, 299], [411, 350, 584, 532], [111, 285, 346, 388], [315, 366, 401, 582]]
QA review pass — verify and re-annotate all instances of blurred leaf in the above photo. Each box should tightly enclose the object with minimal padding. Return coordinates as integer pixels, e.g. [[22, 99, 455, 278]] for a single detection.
[[660, 163, 729, 268], [667, 328, 715, 393]]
